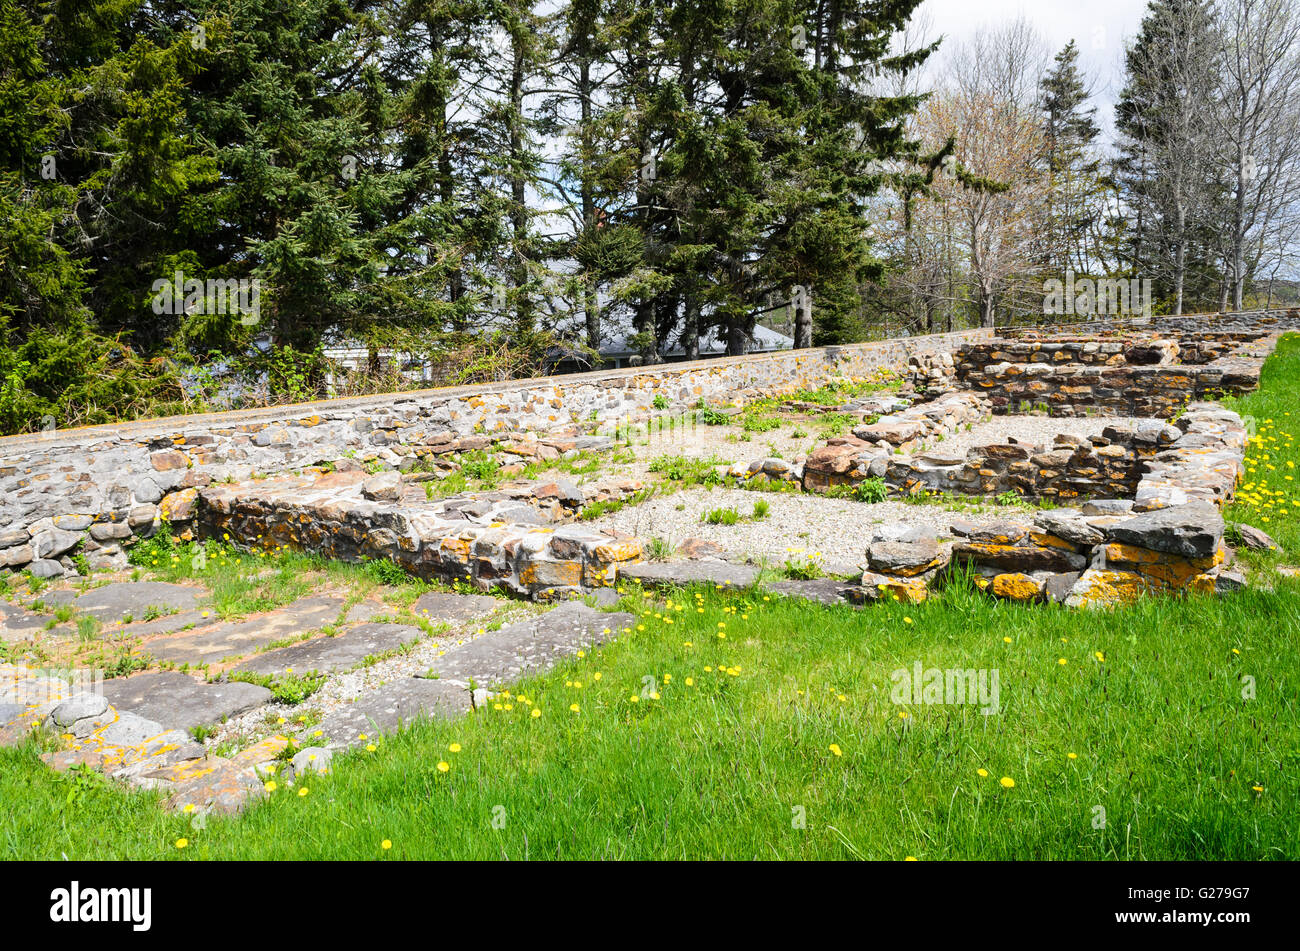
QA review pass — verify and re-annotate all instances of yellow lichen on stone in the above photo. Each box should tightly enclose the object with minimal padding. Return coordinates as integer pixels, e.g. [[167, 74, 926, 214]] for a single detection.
[[1029, 532, 1080, 552], [991, 573, 1043, 602], [591, 540, 642, 564], [1064, 569, 1149, 609]]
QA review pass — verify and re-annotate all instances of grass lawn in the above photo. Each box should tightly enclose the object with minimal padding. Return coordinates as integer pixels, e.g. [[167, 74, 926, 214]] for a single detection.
[[1, 336, 1296, 862]]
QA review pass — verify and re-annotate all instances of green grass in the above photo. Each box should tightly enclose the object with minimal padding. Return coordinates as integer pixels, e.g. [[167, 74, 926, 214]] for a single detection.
[[3, 576, 1296, 859], [1222, 332, 1299, 566]]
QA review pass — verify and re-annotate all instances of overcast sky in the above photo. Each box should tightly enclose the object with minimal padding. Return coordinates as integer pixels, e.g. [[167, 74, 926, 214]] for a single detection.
[[916, 0, 1150, 141]]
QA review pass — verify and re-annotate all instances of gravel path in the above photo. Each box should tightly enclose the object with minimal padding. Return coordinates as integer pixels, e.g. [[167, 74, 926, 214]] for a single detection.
[[591, 487, 1016, 573]]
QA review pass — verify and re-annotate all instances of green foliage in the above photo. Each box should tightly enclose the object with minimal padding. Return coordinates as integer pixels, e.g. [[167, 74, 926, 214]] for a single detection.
[[459, 451, 501, 485], [647, 453, 728, 486], [740, 413, 782, 433], [363, 558, 409, 587], [826, 477, 888, 504], [231, 670, 327, 706], [702, 507, 740, 525], [854, 478, 889, 504], [646, 537, 675, 561], [0, 0, 938, 431]]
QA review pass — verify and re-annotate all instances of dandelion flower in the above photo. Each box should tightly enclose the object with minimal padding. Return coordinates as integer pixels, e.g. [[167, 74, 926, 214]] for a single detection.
[[999, 777, 1015, 788], [829, 744, 842, 757]]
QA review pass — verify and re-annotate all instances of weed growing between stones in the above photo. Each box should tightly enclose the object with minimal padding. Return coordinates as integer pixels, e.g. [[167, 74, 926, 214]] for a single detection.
[[646, 538, 675, 561], [230, 670, 327, 705], [702, 507, 740, 526], [363, 558, 410, 587]]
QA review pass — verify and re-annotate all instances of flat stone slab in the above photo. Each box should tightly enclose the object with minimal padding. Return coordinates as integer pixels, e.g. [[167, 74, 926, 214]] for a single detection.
[[618, 559, 759, 589], [143, 596, 380, 665], [231, 623, 423, 678], [46, 582, 207, 622], [1105, 501, 1225, 558], [101, 672, 273, 731], [412, 591, 501, 623], [764, 579, 861, 606], [0, 603, 47, 640], [430, 603, 635, 687], [316, 678, 472, 747]]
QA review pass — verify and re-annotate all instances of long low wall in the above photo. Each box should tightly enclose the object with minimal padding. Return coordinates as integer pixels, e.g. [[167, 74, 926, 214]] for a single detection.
[[0, 328, 992, 565]]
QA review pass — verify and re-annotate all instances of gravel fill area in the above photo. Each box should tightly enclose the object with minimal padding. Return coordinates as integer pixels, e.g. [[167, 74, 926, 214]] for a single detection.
[[923, 415, 1162, 458], [590, 487, 1018, 573]]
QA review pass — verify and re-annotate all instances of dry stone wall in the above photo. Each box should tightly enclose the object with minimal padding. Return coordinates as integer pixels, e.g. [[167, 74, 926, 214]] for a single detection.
[[195, 470, 645, 600], [959, 335, 1270, 417]]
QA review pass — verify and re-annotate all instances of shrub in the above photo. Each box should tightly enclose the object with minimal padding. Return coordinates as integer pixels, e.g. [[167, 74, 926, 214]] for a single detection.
[[363, 557, 409, 586], [854, 477, 889, 504], [752, 499, 770, 520]]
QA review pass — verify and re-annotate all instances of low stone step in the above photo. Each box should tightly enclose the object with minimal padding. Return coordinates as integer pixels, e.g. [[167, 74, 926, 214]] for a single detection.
[[46, 582, 208, 622], [316, 678, 472, 748], [0, 603, 47, 640], [428, 603, 635, 688], [764, 578, 861, 606], [412, 591, 501, 622], [101, 672, 273, 731], [231, 623, 423, 678], [143, 595, 382, 665], [619, 559, 759, 589], [114, 610, 209, 638]]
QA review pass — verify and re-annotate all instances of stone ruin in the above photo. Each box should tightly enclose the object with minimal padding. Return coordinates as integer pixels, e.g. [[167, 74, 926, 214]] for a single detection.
[[1, 309, 1297, 614], [0, 308, 1295, 815]]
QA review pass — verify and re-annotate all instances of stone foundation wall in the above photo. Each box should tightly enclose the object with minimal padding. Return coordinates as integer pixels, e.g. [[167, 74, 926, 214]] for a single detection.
[[195, 471, 645, 600], [959, 339, 1269, 417], [852, 402, 1248, 608], [1000, 307, 1300, 338], [795, 401, 1246, 508]]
